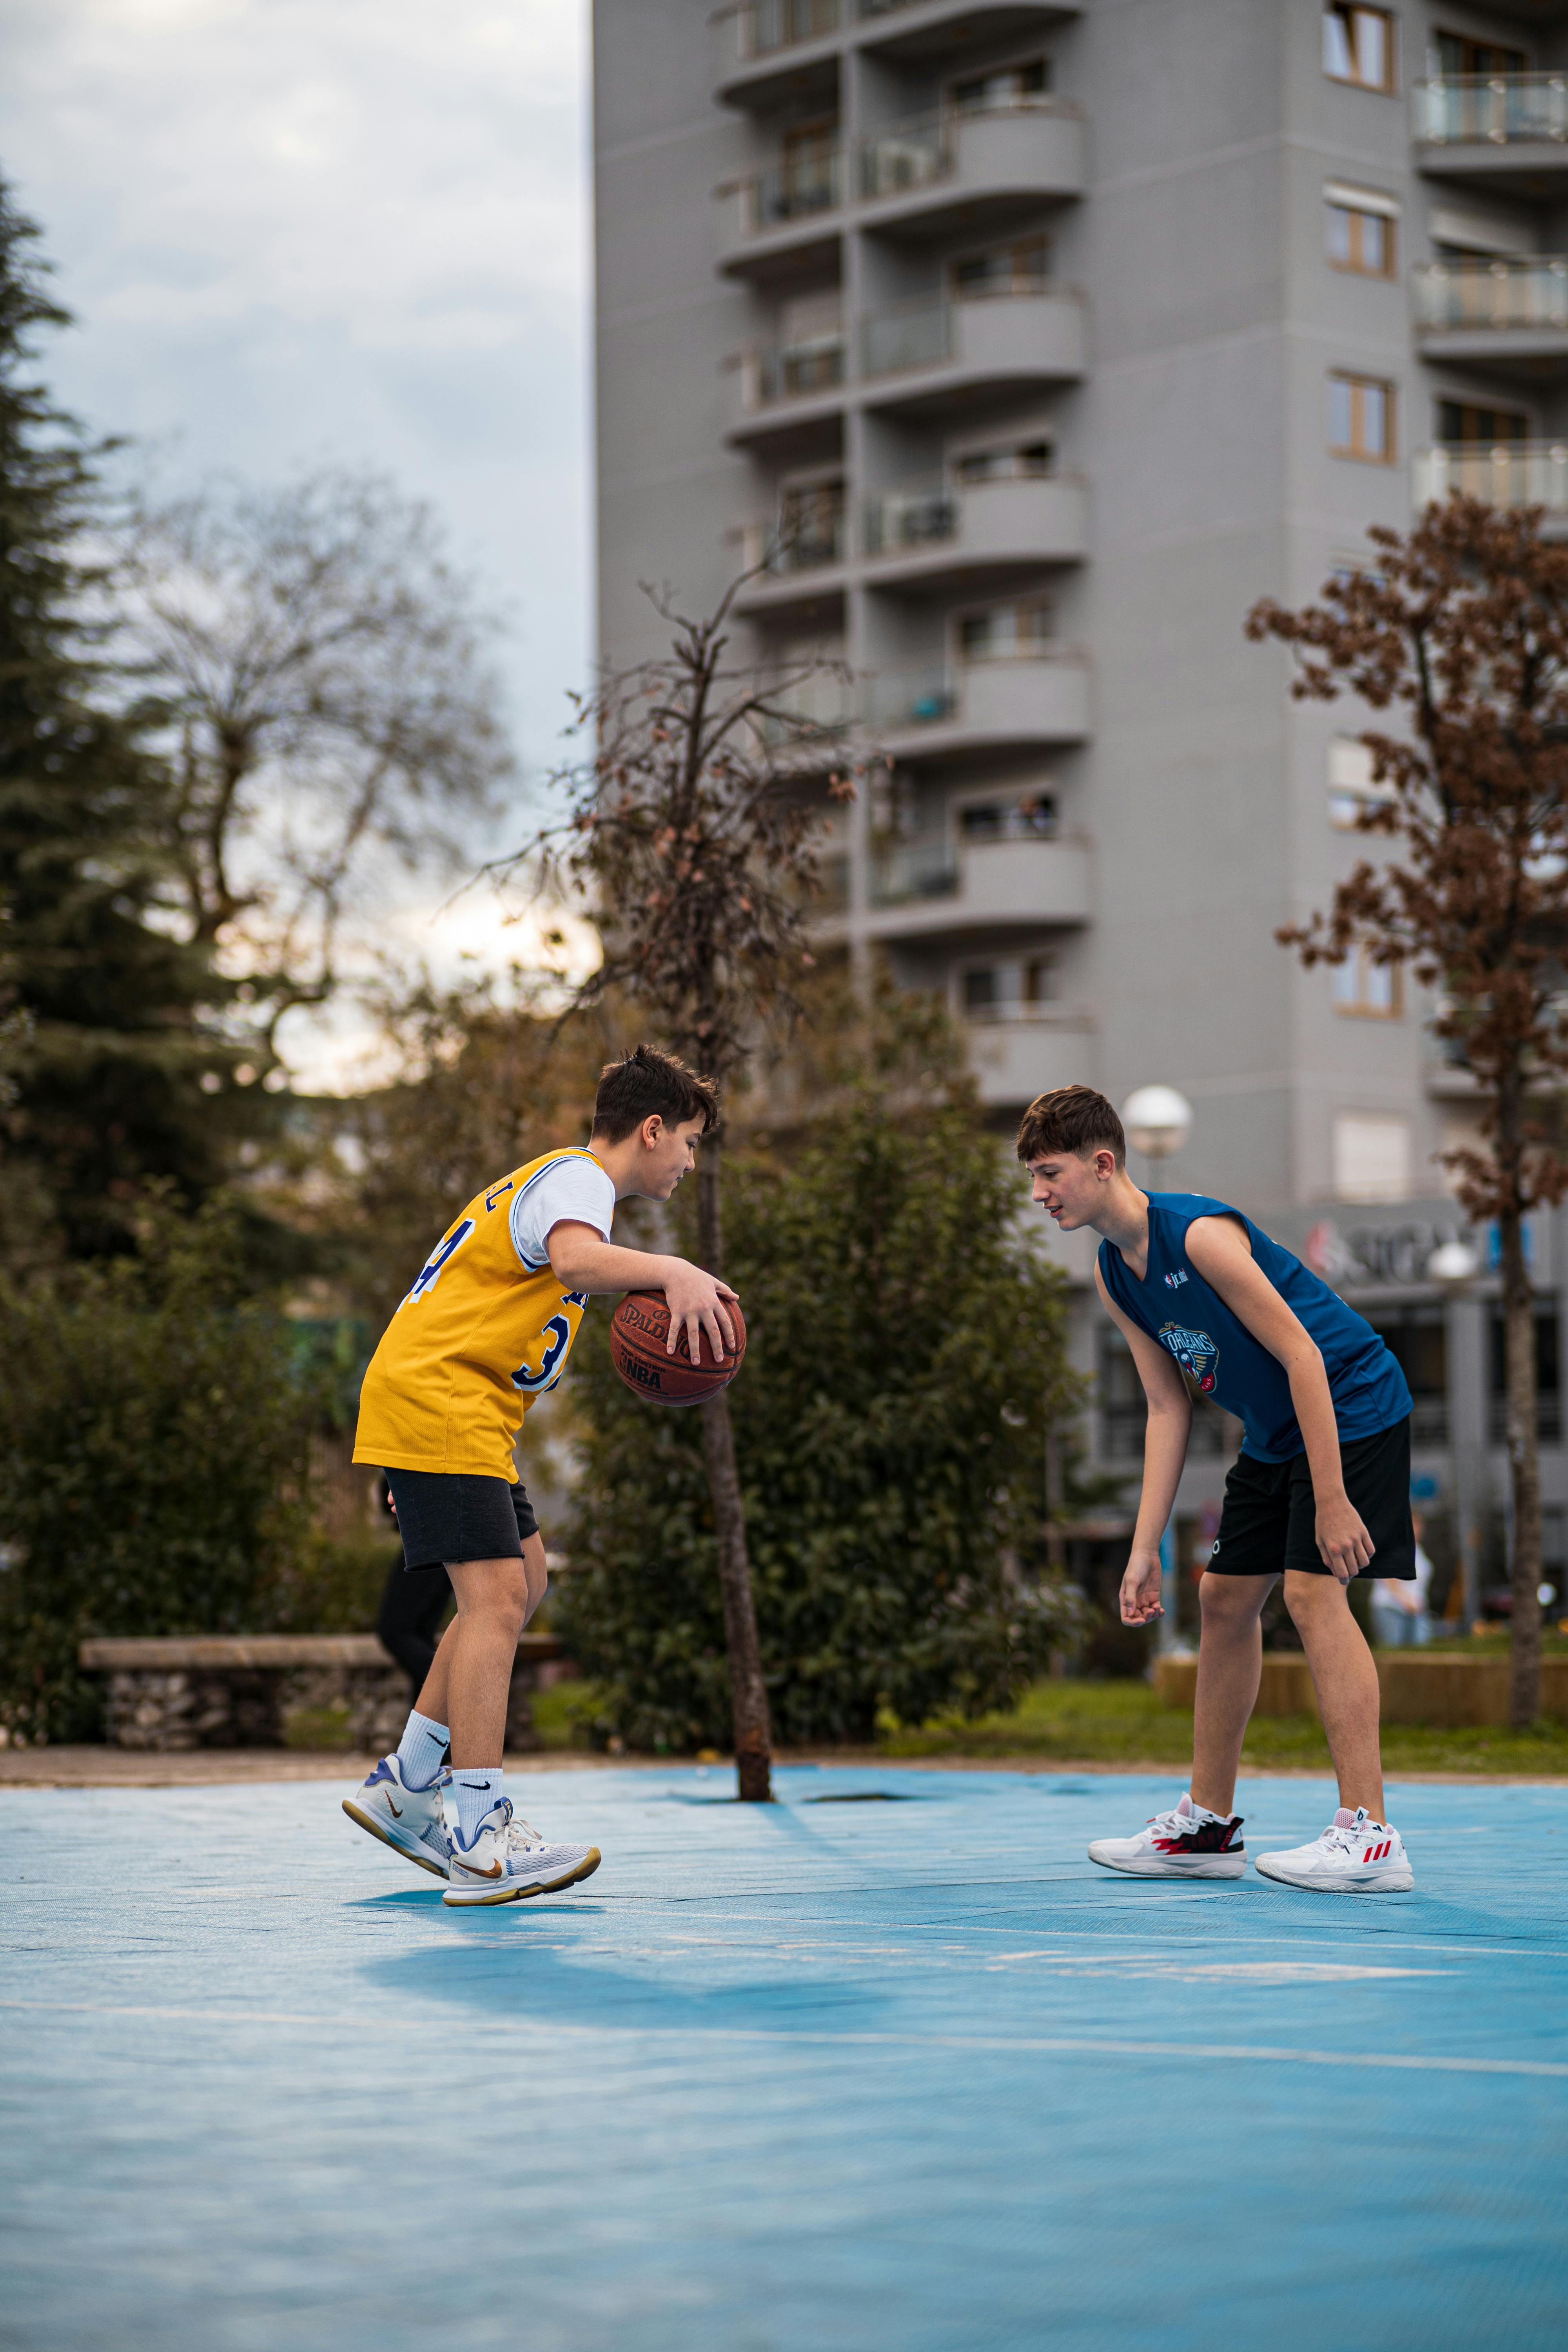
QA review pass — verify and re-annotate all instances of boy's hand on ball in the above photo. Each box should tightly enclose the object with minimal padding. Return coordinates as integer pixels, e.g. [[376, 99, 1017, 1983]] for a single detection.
[[1120, 1549, 1164, 1626], [662, 1260, 739, 1365]]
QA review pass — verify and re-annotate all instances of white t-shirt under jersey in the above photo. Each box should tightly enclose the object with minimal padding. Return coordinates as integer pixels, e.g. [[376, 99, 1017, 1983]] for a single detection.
[[507, 1152, 617, 1273]]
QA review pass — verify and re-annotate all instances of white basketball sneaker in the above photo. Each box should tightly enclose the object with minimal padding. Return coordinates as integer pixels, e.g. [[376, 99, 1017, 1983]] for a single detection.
[[1087, 1791, 1247, 1879], [342, 1754, 452, 1881], [442, 1798, 601, 1908], [1254, 1806, 1414, 1893]]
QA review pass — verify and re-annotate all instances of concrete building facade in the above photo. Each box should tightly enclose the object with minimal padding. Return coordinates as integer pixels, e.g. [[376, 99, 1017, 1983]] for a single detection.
[[592, 0, 1568, 1620]]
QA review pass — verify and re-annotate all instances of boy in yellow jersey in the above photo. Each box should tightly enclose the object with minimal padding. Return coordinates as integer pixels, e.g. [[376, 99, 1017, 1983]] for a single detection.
[[343, 1045, 738, 1906]]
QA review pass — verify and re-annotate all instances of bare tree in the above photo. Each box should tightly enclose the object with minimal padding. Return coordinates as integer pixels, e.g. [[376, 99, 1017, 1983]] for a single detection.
[[1247, 497, 1568, 1728], [509, 577, 857, 1799], [120, 467, 513, 1059]]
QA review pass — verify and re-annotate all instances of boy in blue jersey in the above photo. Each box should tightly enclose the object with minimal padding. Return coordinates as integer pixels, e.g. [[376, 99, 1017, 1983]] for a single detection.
[[1020, 1087, 1415, 1893]]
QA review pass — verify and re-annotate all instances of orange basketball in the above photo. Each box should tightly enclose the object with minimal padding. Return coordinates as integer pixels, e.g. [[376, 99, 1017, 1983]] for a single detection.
[[610, 1289, 747, 1407]]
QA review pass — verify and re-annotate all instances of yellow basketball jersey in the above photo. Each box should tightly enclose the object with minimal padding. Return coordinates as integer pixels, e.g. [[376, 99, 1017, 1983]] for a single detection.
[[352, 1149, 606, 1481]]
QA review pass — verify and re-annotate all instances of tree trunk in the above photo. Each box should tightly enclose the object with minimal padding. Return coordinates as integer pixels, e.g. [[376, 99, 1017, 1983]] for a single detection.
[[1500, 1207, 1544, 1729], [695, 1131, 774, 1800]]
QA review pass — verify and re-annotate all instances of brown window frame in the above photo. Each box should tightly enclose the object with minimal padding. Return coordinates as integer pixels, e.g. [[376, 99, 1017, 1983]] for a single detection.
[[1329, 370, 1397, 464], [1323, 4, 1397, 96], [1331, 946, 1403, 1020], [1326, 196, 1397, 279]]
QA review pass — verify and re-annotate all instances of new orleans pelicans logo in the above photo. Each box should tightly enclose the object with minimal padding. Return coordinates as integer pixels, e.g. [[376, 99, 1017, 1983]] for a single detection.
[[1158, 1321, 1219, 1394]]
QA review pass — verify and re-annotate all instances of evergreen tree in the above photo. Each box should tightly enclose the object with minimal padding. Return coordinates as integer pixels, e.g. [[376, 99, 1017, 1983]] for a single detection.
[[0, 176, 238, 1256]]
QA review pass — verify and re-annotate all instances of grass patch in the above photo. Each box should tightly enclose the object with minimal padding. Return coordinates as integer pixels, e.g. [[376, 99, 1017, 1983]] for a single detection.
[[881, 1677, 1568, 1776], [528, 1680, 601, 1752]]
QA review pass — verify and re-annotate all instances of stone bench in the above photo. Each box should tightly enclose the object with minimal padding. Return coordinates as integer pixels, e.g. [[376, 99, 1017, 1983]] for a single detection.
[[1153, 1651, 1568, 1728], [78, 1633, 565, 1755]]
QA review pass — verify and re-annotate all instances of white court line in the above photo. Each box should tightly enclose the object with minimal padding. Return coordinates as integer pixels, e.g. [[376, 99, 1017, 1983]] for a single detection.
[[0, 1999, 1563, 2079]]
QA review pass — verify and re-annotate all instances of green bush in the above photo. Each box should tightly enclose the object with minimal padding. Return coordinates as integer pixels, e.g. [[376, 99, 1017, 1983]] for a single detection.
[[0, 1198, 321, 1742], [554, 1097, 1085, 1751]]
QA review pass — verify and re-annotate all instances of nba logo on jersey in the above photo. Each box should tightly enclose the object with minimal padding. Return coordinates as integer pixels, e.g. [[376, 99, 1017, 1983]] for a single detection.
[[1163, 1270, 1188, 1290], [1158, 1321, 1219, 1394]]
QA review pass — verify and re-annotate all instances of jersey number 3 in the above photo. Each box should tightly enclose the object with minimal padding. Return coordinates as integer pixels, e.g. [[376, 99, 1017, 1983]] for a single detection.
[[514, 1312, 573, 1396]]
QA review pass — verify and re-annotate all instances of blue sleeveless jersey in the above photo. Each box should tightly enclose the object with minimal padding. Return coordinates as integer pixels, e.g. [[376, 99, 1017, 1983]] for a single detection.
[[1097, 1192, 1411, 1463]]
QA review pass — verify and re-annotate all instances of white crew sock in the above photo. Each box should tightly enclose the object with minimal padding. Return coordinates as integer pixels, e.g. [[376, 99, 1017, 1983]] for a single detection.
[[395, 1710, 450, 1792], [451, 1766, 504, 1847]]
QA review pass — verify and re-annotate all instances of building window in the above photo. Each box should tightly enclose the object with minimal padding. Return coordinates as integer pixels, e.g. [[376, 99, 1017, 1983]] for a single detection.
[[1328, 736, 1396, 827], [959, 955, 1054, 1021], [1437, 399, 1530, 446], [1325, 183, 1398, 278], [777, 478, 845, 566], [955, 437, 1054, 483], [959, 601, 1053, 659], [1331, 944, 1402, 1018], [1329, 371, 1396, 462], [1435, 32, 1528, 79], [952, 236, 1049, 299], [1332, 1111, 1411, 1201], [951, 58, 1049, 112], [1323, 5, 1395, 94]]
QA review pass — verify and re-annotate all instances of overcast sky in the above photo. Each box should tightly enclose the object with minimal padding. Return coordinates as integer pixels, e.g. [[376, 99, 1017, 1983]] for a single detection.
[[0, 0, 594, 1082]]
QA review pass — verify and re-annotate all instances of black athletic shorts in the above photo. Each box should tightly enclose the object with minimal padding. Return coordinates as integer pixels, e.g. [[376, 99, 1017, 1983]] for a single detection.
[[382, 1468, 539, 1572], [1207, 1415, 1415, 1581]]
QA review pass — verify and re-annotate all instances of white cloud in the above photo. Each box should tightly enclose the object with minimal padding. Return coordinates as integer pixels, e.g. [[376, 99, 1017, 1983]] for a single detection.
[[0, 0, 593, 798]]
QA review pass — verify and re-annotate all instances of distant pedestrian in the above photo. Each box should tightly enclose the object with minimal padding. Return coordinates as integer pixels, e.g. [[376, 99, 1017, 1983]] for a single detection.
[[1372, 1508, 1434, 1649]]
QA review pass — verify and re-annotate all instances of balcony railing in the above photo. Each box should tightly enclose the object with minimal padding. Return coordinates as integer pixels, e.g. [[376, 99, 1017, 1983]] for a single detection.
[[740, 332, 847, 410], [751, 671, 856, 748], [738, 506, 848, 574], [861, 297, 955, 377], [1413, 71, 1568, 147], [864, 664, 959, 728], [867, 831, 960, 907], [733, 0, 841, 60], [864, 650, 1083, 732], [1413, 440, 1568, 517], [863, 476, 954, 553], [725, 153, 842, 237], [857, 98, 1077, 200], [1414, 256, 1568, 332]]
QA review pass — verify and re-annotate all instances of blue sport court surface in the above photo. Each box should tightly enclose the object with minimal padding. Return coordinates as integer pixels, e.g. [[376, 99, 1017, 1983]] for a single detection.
[[2, 1764, 1565, 2352]]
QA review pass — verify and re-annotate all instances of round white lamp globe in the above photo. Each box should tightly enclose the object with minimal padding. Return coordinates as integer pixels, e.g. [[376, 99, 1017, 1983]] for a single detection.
[[1427, 1239, 1481, 1292], [1122, 1084, 1193, 1161]]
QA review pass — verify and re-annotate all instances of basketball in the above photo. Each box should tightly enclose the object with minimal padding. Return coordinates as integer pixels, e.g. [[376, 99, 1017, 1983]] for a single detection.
[[610, 1289, 746, 1407]]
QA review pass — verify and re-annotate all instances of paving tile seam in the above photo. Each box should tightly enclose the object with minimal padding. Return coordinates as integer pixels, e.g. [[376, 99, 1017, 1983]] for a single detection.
[[2, 2000, 1563, 2079]]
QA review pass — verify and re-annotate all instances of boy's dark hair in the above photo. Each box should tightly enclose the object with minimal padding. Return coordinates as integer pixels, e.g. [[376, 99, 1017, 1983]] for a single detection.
[[591, 1044, 719, 1143], [1016, 1085, 1125, 1167]]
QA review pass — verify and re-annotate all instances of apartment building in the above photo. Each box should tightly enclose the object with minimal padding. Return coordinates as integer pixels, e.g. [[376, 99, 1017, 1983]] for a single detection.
[[592, 0, 1568, 1617]]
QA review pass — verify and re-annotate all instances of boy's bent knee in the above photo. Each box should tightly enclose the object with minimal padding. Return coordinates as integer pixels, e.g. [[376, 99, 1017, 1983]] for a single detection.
[[1200, 1571, 1273, 1626], [1282, 1568, 1350, 1623], [449, 1556, 531, 1633]]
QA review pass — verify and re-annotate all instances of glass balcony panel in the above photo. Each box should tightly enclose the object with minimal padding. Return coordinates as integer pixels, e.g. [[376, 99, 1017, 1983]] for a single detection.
[[863, 665, 958, 728], [859, 114, 952, 199], [1413, 71, 1568, 146], [867, 832, 961, 907], [734, 151, 842, 234], [1413, 440, 1568, 515], [860, 298, 953, 377], [746, 334, 846, 408], [752, 671, 855, 747], [863, 477, 955, 553], [738, 0, 841, 59], [1414, 256, 1568, 332]]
